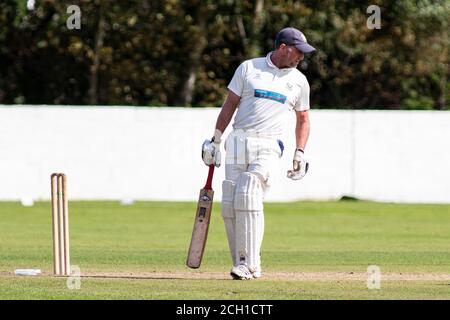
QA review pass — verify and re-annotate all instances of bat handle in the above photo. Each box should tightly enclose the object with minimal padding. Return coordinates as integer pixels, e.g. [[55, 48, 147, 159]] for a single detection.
[[204, 165, 215, 190]]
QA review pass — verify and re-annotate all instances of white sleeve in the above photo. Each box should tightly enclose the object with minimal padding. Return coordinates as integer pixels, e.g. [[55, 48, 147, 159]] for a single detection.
[[294, 79, 311, 111], [227, 61, 247, 97]]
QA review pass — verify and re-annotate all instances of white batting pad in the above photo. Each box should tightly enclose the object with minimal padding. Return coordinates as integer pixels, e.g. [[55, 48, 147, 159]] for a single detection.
[[234, 172, 265, 270], [221, 180, 237, 266], [234, 173, 264, 211]]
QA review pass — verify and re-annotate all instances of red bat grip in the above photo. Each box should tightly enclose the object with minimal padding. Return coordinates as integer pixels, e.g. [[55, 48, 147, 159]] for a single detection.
[[204, 165, 215, 190]]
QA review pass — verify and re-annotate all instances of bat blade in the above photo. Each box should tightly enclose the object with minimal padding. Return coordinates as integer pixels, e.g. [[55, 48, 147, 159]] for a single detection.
[[186, 188, 214, 268]]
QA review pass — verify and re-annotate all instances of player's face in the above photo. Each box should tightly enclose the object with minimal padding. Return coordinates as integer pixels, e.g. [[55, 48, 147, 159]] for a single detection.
[[282, 45, 305, 68]]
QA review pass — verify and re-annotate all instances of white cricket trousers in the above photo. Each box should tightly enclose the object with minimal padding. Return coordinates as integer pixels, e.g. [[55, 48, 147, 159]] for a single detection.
[[221, 129, 282, 270]]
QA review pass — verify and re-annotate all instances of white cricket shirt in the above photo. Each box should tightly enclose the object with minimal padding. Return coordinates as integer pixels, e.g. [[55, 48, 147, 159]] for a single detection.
[[227, 52, 310, 138]]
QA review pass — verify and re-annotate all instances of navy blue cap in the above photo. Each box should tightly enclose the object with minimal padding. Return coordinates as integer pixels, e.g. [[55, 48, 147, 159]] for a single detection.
[[275, 27, 316, 53]]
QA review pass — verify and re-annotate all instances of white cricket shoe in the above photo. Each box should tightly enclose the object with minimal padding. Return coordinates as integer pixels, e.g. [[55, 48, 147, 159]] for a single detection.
[[230, 265, 253, 280]]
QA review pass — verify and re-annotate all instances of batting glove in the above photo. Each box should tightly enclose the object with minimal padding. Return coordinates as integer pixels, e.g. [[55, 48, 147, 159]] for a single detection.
[[287, 149, 309, 180], [201, 130, 222, 167]]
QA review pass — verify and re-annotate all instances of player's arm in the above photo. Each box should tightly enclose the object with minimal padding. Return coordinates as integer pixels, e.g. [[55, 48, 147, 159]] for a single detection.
[[287, 110, 310, 180], [202, 90, 240, 167], [295, 110, 310, 151], [215, 90, 240, 134]]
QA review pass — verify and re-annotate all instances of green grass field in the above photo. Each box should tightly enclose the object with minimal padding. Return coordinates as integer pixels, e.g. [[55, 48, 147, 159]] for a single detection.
[[1, 200, 449, 299]]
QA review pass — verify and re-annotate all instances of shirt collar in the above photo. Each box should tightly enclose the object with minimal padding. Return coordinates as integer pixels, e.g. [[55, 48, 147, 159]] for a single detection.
[[265, 52, 294, 72], [266, 52, 278, 69]]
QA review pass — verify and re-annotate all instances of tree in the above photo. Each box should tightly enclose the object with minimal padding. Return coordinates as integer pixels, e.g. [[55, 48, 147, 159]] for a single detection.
[[0, 0, 448, 109]]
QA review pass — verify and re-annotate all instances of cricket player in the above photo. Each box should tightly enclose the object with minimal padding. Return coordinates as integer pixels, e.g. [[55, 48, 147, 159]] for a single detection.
[[202, 27, 315, 280]]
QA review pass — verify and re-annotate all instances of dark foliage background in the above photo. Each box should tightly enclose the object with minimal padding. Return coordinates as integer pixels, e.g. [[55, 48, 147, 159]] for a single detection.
[[0, 0, 448, 109]]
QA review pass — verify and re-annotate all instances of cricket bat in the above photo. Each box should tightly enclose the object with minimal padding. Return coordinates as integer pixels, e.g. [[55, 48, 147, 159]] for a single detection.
[[186, 165, 215, 268]]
